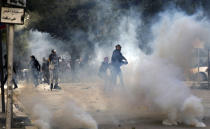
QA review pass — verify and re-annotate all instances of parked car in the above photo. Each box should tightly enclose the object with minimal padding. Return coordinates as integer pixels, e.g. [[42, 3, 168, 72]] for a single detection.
[[190, 66, 208, 81]]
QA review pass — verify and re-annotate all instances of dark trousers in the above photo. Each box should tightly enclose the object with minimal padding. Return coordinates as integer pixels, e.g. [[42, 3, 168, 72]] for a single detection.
[[43, 71, 49, 84]]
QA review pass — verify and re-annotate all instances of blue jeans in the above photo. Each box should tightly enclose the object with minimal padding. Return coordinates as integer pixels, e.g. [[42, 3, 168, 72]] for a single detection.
[[32, 70, 39, 87], [111, 66, 124, 86]]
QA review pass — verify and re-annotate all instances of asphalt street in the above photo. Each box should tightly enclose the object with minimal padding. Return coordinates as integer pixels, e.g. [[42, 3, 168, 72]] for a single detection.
[[12, 82, 210, 129]]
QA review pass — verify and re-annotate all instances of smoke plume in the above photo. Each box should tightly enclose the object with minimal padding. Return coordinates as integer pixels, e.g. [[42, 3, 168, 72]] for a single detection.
[[15, 0, 210, 128], [125, 11, 209, 127], [18, 87, 98, 129], [93, 8, 209, 127]]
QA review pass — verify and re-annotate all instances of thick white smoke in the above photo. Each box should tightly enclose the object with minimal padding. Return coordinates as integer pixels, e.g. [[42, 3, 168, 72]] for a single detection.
[[52, 101, 98, 129], [23, 1, 210, 128], [94, 10, 209, 127], [152, 11, 210, 71], [28, 30, 56, 61], [33, 104, 51, 129], [18, 87, 98, 129], [126, 11, 209, 127], [28, 30, 69, 62], [136, 56, 205, 127]]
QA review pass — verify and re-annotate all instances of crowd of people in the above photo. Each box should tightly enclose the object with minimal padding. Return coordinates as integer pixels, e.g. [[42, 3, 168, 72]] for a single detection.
[[29, 49, 61, 90], [2, 44, 128, 91]]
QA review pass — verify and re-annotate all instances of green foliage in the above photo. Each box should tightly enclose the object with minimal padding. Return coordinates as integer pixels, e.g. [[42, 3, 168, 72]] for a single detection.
[[26, 0, 206, 39], [22, 0, 210, 57]]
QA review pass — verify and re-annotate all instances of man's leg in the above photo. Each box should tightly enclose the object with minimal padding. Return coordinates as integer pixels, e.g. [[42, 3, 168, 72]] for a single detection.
[[34, 72, 39, 87], [38, 72, 41, 84], [32, 73, 36, 86], [43, 71, 47, 83], [46, 71, 50, 84], [111, 68, 117, 85], [54, 68, 60, 89], [119, 71, 124, 87], [49, 70, 53, 90]]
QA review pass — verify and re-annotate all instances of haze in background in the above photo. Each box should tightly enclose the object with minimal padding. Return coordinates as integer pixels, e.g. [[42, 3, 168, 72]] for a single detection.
[[16, 0, 210, 128]]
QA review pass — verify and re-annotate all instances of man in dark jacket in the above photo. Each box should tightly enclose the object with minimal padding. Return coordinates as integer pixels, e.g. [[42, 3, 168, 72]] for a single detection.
[[29, 55, 40, 87], [42, 57, 49, 84], [49, 49, 60, 90], [111, 44, 128, 86]]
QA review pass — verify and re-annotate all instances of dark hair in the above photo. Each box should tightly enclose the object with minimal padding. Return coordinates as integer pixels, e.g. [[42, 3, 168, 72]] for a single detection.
[[115, 44, 121, 48], [52, 49, 56, 53], [31, 55, 35, 59]]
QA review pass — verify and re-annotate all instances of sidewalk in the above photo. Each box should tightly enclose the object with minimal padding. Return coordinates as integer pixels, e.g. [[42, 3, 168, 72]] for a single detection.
[[0, 84, 37, 129]]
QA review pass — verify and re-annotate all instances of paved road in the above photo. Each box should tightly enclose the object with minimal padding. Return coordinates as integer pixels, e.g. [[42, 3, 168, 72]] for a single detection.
[[14, 82, 210, 129]]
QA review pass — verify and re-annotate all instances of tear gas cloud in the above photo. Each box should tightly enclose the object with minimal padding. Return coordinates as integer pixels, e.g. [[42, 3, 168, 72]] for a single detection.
[[93, 9, 209, 127], [19, 1, 210, 128], [123, 11, 209, 127], [28, 30, 70, 62], [152, 11, 210, 71], [28, 31, 57, 61], [19, 87, 98, 129]]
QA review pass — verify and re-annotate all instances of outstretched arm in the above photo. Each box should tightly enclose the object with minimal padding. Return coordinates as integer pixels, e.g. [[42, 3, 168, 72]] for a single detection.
[[122, 56, 127, 61], [120, 52, 127, 61]]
